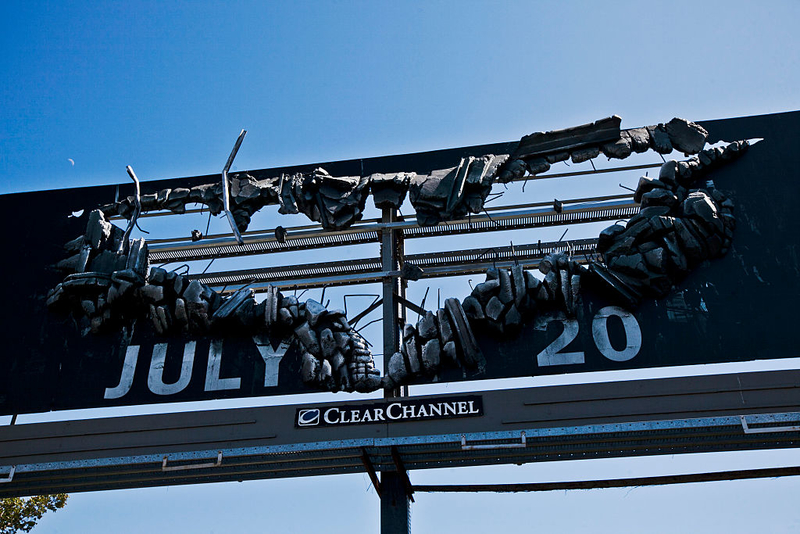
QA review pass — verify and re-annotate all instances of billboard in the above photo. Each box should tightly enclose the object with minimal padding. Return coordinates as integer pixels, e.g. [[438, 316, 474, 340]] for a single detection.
[[0, 111, 798, 415]]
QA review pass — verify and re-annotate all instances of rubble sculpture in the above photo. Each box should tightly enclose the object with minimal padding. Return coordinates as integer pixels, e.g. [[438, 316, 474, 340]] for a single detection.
[[96, 117, 711, 232], [47, 211, 380, 393], [47, 115, 752, 392]]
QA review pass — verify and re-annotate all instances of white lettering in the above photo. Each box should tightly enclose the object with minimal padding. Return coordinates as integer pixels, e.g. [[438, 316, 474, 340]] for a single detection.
[[373, 408, 386, 421], [104, 345, 139, 399], [204, 339, 241, 392], [592, 306, 642, 362], [350, 410, 361, 423], [417, 405, 429, 417], [429, 403, 442, 417], [443, 403, 457, 416], [468, 401, 480, 414], [252, 335, 289, 387], [402, 405, 416, 419], [457, 401, 469, 415], [147, 342, 195, 396], [324, 408, 340, 424], [535, 313, 585, 367], [361, 410, 373, 422], [387, 402, 403, 420]]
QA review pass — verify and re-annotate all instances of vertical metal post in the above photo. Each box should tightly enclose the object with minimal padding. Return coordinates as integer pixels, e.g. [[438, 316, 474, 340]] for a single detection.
[[381, 472, 411, 533], [381, 207, 403, 398], [380, 206, 410, 533]]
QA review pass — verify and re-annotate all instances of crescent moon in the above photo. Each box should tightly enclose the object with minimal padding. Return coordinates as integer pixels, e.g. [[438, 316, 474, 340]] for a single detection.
[[68, 158, 75, 166]]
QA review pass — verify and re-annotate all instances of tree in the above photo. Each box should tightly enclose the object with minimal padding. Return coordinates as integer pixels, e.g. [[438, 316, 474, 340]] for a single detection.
[[0, 495, 68, 533]]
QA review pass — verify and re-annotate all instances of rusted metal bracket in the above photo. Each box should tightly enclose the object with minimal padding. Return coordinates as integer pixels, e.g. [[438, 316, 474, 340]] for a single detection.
[[740, 414, 800, 434], [222, 129, 247, 245], [162, 451, 223, 472], [390, 446, 414, 502], [0, 466, 15, 484], [119, 165, 143, 253], [461, 431, 526, 451]]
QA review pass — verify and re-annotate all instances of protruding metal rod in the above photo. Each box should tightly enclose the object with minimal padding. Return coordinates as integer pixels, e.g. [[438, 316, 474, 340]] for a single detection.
[[120, 165, 143, 253], [222, 129, 247, 245]]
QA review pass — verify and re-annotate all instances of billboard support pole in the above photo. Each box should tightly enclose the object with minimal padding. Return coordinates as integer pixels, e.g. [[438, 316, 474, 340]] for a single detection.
[[380, 206, 411, 533]]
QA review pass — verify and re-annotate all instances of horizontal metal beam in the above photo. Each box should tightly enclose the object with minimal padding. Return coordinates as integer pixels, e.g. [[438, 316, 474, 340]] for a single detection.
[[413, 466, 800, 493], [0, 370, 798, 497], [148, 197, 637, 265], [190, 238, 598, 292]]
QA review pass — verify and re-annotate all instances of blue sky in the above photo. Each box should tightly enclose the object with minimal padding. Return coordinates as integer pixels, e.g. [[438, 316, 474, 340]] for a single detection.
[[2, 1, 800, 532]]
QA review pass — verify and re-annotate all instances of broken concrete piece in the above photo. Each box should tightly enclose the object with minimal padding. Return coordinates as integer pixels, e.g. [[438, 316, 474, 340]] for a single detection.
[[388, 352, 409, 383], [525, 158, 550, 175], [505, 304, 522, 330], [442, 340, 458, 366], [473, 279, 500, 305], [437, 309, 453, 344], [626, 128, 651, 153], [320, 328, 336, 358], [294, 322, 321, 354], [404, 336, 421, 375], [211, 288, 253, 320], [462, 296, 485, 320], [641, 188, 679, 209], [485, 296, 504, 322], [647, 124, 673, 154], [305, 299, 326, 326], [85, 210, 112, 251], [421, 338, 441, 374], [665, 118, 708, 155], [571, 146, 600, 163], [511, 265, 526, 307], [601, 136, 633, 159], [513, 116, 621, 159], [498, 268, 514, 304], [445, 298, 484, 371], [418, 311, 438, 339]]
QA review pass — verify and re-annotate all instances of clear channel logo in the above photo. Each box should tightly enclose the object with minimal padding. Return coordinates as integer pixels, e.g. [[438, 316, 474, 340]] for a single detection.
[[297, 408, 321, 427]]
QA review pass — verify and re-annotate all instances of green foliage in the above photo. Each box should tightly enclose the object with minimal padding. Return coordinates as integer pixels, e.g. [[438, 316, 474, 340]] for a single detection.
[[0, 494, 68, 533]]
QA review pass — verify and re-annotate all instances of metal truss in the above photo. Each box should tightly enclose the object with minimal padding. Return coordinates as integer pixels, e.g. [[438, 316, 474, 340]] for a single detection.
[[1, 370, 797, 497], [148, 195, 637, 265], [188, 238, 599, 292]]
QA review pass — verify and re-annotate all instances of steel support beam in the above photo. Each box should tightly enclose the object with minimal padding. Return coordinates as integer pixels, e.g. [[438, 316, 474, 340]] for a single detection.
[[413, 466, 800, 493], [0, 370, 798, 498], [380, 206, 411, 532], [380, 472, 411, 534]]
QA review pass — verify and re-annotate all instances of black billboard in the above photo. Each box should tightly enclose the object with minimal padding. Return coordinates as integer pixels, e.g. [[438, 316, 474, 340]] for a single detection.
[[1, 111, 798, 415]]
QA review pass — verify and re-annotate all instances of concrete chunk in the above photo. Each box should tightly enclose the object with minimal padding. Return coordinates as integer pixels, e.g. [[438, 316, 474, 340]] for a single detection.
[[498, 268, 513, 304], [442, 341, 458, 366], [437, 309, 454, 345], [421, 338, 441, 374], [418, 311, 438, 340], [511, 264, 526, 307], [462, 296, 485, 320], [445, 298, 484, 371], [485, 296, 504, 322], [294, 322, 320, 354], [320, 328, 336, 359], [387, 352, 409, 383], [665, 118, 708, 155]]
